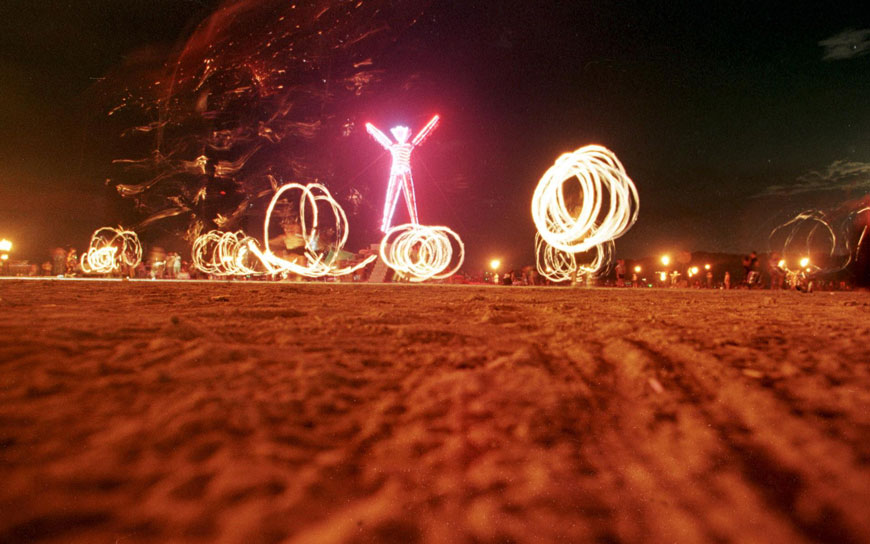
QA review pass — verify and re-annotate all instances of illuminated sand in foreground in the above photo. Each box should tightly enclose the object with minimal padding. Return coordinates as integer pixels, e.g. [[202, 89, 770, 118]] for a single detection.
[[1, 281, 868, 543]]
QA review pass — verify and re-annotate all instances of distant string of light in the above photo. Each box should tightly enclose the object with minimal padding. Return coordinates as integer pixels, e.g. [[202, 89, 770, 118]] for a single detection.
[[192, 230, 262, 276], [248, 182, 376, 277], [532, 145, 638, 254], [80, 227, 142, 274], [379, 223, 464, 282]]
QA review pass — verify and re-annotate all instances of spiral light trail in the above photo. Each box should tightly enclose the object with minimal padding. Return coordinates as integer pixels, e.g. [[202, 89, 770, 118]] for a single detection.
[[192, 230, 262, 276], [532, 145, 638, 254], [531, 145, 637, 282], [379, 223, 464, 282], [535, 234, 613, 283], [248, 182, 376, 278], [769, 206, 870, 276], [80, 227, 142, 275], [770, 210, 836, 275]]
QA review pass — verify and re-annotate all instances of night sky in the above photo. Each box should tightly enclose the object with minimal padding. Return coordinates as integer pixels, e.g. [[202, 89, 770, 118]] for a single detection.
[[1, 1, 868, 271]]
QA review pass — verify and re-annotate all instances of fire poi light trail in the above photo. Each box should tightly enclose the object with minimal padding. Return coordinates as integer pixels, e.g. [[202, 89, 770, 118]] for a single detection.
[[535, 234, 613, 283], [366, 115, 440, 232], [531, 145, 638, 282], [80, 227, 142, 275], [532, 145, 639, 254], [379, 223, 464, 282], [192, 230, 263, 276], [769, 206, 870, 276], [247, 182, 376, 278]]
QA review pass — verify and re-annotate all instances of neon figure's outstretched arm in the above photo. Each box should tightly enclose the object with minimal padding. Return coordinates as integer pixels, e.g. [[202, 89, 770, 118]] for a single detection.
[[411, 115, 440, 147], [365, 123, 393, 150]]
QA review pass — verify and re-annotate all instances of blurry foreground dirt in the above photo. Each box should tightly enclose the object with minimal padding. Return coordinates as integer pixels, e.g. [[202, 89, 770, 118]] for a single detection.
[[1, 279, 869, 543]]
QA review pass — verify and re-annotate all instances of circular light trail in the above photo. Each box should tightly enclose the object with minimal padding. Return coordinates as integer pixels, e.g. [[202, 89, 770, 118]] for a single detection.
[[531, 145, 637, 282], [531, 145, 639, 254], [248, 182, 376, 278], [535, 234, 612, 283], [379, 223, 465, 282], [192, 230, 262, 276], [80, 227, 142, 275], [768, 207, 869, 284]]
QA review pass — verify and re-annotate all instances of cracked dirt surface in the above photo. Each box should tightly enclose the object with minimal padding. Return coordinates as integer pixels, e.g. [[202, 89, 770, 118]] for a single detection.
[[1, 280, 869, 543]]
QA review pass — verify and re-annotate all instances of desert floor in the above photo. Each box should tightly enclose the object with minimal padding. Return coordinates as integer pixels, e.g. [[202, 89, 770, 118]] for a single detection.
[[0, 279, 869, 543]]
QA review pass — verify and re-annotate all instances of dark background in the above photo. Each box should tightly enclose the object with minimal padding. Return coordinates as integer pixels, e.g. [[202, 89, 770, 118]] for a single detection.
[[1, 1, 868, 272]]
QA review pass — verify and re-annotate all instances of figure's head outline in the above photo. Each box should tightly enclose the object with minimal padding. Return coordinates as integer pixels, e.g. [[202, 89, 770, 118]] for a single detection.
[[390, 126, 411, 144]]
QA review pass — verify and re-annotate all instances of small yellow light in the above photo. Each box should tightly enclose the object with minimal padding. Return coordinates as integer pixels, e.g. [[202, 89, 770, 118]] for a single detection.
[[799, 257, 810, 268], [0, 254, 8, 261], [490, 259, 501, 271], [659, 272, 667, 281], [633, 265, 641, 273], [661, 255, 670, 266], [778, 259, 786, 268], [0, 239, 11, 252], [704, 264, 711, 270]]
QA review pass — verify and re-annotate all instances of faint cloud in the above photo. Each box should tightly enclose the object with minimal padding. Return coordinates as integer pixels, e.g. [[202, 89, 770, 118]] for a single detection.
[[759, 160, 870, 197], [819, 28, 870, 60]]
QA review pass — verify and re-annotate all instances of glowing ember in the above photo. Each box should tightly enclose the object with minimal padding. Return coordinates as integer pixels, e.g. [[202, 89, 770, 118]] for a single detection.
[[80, 227, 142, 275], [378, 223, 464, 282], [366, 115, 440, 232], [248, 182, 376, 278]]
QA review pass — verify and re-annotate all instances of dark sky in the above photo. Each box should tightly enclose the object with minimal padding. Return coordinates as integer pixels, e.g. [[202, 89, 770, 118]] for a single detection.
[[1, 1, 868, 271]]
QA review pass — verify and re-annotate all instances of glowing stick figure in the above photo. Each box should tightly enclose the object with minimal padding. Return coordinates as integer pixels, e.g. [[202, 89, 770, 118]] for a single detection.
[[366, 115, 440, 232]]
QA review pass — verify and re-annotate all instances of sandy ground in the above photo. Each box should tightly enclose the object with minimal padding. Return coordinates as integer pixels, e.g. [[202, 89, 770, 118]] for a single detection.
[[0, 279, 869, 543]]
